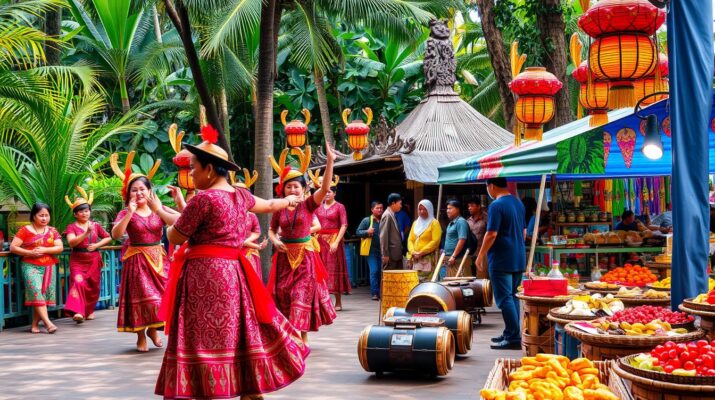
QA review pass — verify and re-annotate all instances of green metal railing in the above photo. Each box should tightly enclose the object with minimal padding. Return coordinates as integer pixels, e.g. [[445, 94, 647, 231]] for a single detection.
[[0, 246, 123, 331]]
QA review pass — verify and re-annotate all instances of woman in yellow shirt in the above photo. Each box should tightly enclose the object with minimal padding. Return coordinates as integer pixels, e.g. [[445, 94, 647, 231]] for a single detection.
[[407, 199, 442, 281]]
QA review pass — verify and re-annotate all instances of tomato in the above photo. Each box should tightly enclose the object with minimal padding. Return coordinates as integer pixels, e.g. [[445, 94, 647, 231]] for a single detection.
[[697, 340, 709, 348], [668, 349, 678, 359], [665, 341, 676, 350], [663, 365, 675, 373], [684, 361, 696, 371], [676, 343, 687, 352], [703, 354, 715, 369], [667, 359, 682, 369]]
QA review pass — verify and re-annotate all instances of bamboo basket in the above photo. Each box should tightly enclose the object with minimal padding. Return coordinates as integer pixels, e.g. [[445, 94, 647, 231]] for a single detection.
[[517, 293, 572, 356], [681, 298, 715, 313], [644, 284, 670, 293], [548, 308, 600, 322], [481, 358, 632, 400], [679, 303, 715, 340], [618, 354, 715, 386], [614, 362, 715, 399], [618, 296, 671, 308]]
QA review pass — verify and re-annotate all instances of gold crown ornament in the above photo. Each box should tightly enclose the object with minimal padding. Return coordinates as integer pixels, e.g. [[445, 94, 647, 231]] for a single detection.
[[183, 124, 240, 172], [110, 151, 161, 199], [168, 124, 196, 190], [269, 146, 311, 197], [65, 186, 94, 210], [307, 169, 339, 190], [230, 168, 259, 189]]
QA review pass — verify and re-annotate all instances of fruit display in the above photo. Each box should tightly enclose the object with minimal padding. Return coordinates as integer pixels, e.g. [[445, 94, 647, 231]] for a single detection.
[[555, 294, 624, 317], [609, 305, 694, 326], [615, 287, 669, 299], [629, 340, 715, 376], [600, 264, 658, 286], [583, 230, 651, 246], [692, 288, 715, 305], [584, 282, 620, 291], [652, 277, 715, 290], [480, 354, 619, 400], [589, 319, 688, 336]]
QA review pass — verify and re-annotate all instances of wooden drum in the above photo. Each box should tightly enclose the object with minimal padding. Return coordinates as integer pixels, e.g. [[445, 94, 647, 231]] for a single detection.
[[385, 307, 473, 355], [405, 282, 457, 313], [381, 270, 419, 317], [357, 321, 455, 376], [440, 278, 493, 310]]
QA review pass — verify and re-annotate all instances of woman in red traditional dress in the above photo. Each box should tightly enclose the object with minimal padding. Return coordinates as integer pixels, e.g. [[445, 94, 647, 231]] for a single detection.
[[10, 203, 64, 334], [110, 151, 180, 352], [64, 186, 113, 323], [232, 169, 266, 279], [156, 125, 308, 400], [310, 170, 351, 310], [268, 146, 337, 344]]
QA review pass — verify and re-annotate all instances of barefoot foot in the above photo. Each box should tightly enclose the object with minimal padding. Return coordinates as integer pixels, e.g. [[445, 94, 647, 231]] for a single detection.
[[136, 332, 149, 352], [86, 313, 95, 320], [46, 324, 57, 334], [31, 326, 40, 334], [147, 328, 163, 348], [73, 314, 85, 323]]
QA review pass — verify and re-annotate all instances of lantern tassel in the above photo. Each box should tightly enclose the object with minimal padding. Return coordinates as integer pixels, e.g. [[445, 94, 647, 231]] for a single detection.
[[513, 120, 522, 147], [609, 85, 635, 109], [524, 126, 543, 142], [577, 104, 584, 120], [589, 111, 609, 127]]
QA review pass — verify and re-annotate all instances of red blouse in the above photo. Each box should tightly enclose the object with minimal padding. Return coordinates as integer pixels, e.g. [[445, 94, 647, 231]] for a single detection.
[[64, 222, 110, 249], [14, 225, 61, 266]]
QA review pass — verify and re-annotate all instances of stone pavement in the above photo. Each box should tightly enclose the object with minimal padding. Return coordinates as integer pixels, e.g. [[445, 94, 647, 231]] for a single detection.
[[0, 288, 521, 399]]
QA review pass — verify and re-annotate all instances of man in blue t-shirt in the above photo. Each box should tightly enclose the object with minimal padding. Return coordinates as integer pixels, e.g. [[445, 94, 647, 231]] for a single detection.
[[443, 199, 469, 277], [476, 177, 526, 350]]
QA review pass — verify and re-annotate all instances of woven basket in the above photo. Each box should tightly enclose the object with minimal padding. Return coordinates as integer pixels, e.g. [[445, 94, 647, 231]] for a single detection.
[[614, 362, 715, 397], [515, 292, 573, 304], [618, 354, 715, 386], [679, 303, 715, 318], [645, 284, 671, 292], [481, 358, 632, 400], [682, 298, 715, 313], [564, 323, 706, 347], [548, 308, 599, 322], [618, 296, 671, 307], [583, 283, 621, 294]]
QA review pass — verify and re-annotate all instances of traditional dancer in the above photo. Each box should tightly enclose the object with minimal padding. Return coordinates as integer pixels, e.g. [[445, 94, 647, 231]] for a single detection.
[[64, 187, 112, 323], [110, 151, 180, 352], [268, 146, 337, 344], [310, 170, 350, 310], [156, 125, 308, 400], [10, 203, 63, 334]]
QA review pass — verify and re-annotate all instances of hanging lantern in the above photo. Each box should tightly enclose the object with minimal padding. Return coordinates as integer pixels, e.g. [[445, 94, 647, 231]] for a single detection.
[[281, 109, 310, 149], [572, 61, 610, 127], [509, 67, 563, 141], [579, 0, 665, 109], [168, 124, 195, 190], [634, 53, 669, 106], [342, 107, 372, 160]]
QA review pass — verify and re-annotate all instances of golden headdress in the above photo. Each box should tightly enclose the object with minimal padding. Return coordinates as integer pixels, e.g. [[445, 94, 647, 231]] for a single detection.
[[65, 186, 94, 210], [230, 168, 259, 189], [110, 151, 161, 199], [308, 169, 339, 190], [270, 146, 311, 197]]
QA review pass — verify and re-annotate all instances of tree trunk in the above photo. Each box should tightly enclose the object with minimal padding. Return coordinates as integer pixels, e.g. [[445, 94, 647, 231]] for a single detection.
[[217, 89, 231, 149], [474, 0, 515, 130], [120, 77, 130, 113], [537, 0, 573, 128], [43, 6, 62, 66], [313, 68, 334, 146], [163, 0, 232, 157], [255, 0, 278, 279], [152, 5, 163, 43]]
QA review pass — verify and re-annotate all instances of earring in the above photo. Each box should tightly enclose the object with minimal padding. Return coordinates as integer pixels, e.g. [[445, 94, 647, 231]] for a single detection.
[[208, 173, 212, 180]]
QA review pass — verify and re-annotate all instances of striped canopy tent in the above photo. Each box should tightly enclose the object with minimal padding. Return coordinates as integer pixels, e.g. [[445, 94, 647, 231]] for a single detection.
[[437, 92, 715, 183]]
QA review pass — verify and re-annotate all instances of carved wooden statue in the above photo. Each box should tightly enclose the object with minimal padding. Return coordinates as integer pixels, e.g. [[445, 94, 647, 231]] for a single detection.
[[424, 19, 456, 93]]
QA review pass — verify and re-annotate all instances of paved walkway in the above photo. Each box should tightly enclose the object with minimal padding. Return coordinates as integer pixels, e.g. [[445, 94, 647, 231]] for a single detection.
[[0, 288, 520, 399]]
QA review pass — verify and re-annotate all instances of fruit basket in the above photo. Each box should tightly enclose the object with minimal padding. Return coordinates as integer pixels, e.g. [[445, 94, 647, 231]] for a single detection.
[[614, 362, 715, 399], [565, 322, 705, 348], [618, 353, 715, 385], [682, 298, 715, 313]]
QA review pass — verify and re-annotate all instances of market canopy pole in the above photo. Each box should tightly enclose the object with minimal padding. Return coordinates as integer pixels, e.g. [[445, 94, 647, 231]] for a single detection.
[[668, 0, 713, 309]]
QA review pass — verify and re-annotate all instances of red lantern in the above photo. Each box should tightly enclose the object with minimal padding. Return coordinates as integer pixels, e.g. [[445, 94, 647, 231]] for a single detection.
[[173, 149, 194, 190], [509, 67, 563, 141], [342, 108, 373, 160], [634, 53, 669, 106], [579, 0, 665, 108], [572, 61, 610, 127], [281, 109, 310, 149]]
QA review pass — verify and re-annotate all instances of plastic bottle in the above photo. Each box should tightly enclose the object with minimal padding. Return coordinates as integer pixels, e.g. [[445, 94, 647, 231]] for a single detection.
[[548, 260, 564, 279], [591, 266, 602, 282]]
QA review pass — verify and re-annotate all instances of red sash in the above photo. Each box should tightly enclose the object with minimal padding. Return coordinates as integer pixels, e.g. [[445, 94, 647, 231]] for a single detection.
[[318, 228, 340, 234], [159, 243, 276, 335]]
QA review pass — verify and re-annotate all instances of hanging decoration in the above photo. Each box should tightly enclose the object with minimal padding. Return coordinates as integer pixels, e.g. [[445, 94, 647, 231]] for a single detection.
[[510, 42, 527, 146], [604, 131, 612, 167], [578, 0, 665, 109], [342, 108, 373, 160], [616, 127, 637, 168], [281, 109, 310, 149], [634, 53, 669, 106], [662, 116, 671, 137], [168, 123, 194, 191], [509, 67, 563, 141], [570, 34, 610, 127]]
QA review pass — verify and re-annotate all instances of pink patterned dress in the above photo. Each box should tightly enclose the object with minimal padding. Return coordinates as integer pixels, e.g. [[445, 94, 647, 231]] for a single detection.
[[242, 212, 263, 280], [63, 222, 110, 318], [114, 209, 169, 332], [270, 197, 336, 332], [155, 189, 308, 399], [315, 201, 351, 294]]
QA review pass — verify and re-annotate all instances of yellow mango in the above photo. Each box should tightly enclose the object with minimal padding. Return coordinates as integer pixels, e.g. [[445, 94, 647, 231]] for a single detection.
[[480, 389, 501, 399], [522, 357, 541, 366], [577, 367, 600, 376], [568, 358, 593, 371], [564, 386, 585, 400], [547, 358, 570, 378]]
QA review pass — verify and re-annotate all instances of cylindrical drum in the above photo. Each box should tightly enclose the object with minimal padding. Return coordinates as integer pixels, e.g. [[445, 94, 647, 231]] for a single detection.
[[405, 282, 456, 313], [357, 324, 455, 376], [386, 307, 473, 355], [440, 277, 493, 309], [381, 270, 420, 317]]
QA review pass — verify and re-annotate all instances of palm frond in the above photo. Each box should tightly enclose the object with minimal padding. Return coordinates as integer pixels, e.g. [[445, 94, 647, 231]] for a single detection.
[[284, 1, 340, 73], [201, 0, 261, 57]]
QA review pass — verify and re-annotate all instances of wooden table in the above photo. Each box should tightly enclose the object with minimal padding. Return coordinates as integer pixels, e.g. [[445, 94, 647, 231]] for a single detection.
[[516, 293, 572, 356]]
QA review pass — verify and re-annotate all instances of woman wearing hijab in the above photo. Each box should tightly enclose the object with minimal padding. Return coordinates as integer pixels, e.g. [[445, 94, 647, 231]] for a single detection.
[[406, 200, 442, 281]]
